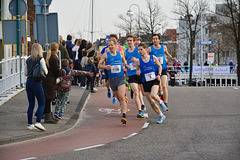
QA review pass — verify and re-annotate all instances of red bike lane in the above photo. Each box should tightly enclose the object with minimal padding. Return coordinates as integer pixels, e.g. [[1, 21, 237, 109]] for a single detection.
[[0, 87, 147, 160]]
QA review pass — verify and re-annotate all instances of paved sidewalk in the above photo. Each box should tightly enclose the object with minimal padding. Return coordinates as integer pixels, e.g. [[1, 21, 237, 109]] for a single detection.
[[0, 86, 89, 145]]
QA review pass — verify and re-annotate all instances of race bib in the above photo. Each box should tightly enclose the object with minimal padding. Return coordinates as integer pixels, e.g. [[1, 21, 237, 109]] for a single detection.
[[144, 72, 156, 82], [157, 57, 163, 64], [111, 65, 121, 73], [129, 62, 136, 70]]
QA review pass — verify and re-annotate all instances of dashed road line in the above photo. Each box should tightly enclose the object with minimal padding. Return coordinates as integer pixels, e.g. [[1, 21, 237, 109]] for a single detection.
[[74, 144, 105, 151], [144, 113, 148, 118], [19, 157, 36, 160], [142, 122, 149, 129], [122, 133, 138, 140]]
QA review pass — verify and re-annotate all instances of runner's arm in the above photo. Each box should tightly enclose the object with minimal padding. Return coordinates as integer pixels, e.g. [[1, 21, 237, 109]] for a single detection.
[[164, 45, 177, 61], [121, 52, 130, 69], [147, 47, 151, 55], [98, 53, 110, 70], [136, 59, 140, 76], [153, 55, 162, 76]]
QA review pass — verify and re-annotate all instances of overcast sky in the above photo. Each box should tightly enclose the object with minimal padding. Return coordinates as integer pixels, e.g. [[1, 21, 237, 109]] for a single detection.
[[49, 0, 217, 42]]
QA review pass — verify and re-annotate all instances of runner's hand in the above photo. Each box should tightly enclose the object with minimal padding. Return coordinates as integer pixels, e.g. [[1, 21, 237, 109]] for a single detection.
[[131, 57, 137, 62], [105, 65, 111, 70], [136, 70, 140, 76], [156, 75, 161, 81], [126, 65, 130, 69]]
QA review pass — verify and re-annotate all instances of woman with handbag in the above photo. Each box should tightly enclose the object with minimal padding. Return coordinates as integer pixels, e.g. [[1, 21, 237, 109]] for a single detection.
[[24, 43, 48, 131], [42, 42, 66, 124]]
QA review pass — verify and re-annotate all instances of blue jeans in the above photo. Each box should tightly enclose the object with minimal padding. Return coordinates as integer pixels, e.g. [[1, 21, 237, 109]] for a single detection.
[[26, 80, 45, 124]]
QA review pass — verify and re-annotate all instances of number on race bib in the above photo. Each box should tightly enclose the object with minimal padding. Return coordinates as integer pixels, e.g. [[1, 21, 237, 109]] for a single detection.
[[157, 57, 163, 64], [144, 72, 156, 82], [111, 65, 121, 73], [129, 62, 136, 70]]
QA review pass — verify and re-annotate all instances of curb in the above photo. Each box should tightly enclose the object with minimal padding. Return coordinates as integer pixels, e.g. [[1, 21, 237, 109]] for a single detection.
[[0, 90, 89, 146]]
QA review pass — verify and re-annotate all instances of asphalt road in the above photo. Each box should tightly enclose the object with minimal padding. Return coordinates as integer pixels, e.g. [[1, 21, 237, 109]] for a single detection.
[[38, 87, 240, 160]]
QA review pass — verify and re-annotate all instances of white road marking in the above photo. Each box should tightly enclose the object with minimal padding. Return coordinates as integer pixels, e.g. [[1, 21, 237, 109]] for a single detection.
[[19, 157, 36, 160], [233, 87, 239, 90], [74, 144, 105, 151], [122, 133, 138, 140], [142, 122, 149, 129]]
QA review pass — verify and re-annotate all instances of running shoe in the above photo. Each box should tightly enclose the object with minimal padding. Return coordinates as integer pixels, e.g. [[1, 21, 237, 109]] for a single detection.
[[160, 102, 167, 112], [128, 85, 131, 91], [125, 95, 129, 103], [112, 97, 117, 104], [54, 112, 59, 119], [27, 124, 36, 130], [121, 117, 127, 124], [137, 111, 144, 118], [141, 104, 146, 110], [165, 103, 169, 111], [157, 115, 166, 124], [34, 122, 46, 131], [107, 91, 111, 98], [58, 115, 64, 120]]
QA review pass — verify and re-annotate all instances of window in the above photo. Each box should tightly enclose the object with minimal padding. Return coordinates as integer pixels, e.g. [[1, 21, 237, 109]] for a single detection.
[[0, 0, 2, 21]]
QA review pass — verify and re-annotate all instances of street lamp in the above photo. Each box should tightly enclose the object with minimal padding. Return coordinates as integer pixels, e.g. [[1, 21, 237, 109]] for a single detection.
[[126, 4, 141, 38]]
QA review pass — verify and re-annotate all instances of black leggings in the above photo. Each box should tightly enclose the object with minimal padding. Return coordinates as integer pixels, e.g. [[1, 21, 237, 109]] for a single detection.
[[44, 99, 51, 113]]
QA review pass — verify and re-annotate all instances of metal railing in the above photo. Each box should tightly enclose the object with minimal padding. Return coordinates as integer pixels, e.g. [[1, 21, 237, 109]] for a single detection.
[[0, 56, 28, 96]]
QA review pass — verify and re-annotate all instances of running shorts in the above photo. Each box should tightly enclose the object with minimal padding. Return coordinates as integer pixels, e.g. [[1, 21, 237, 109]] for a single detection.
[[109, 74, 126, 92], [128, 74, 143, 84], [142, 79, 160, 92]]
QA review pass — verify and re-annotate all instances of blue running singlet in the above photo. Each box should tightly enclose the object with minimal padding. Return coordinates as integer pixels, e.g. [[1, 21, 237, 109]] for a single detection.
[[150, 45, 168, 70], [105, 51, 124, 78], [125, 46, 141, 77], [139, 55, 157, 83]]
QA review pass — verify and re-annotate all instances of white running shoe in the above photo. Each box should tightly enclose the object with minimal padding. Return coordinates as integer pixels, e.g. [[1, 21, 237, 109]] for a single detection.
[[27, 124, 36, 130], [34, 122, 46, 131]]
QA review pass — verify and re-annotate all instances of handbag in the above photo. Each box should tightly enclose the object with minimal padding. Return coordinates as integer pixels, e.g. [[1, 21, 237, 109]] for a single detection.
[[32, 58, 46, 81]]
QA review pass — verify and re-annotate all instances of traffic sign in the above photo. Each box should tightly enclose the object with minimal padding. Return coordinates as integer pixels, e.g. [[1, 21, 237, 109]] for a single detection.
[[36, 13, 59, 45], [9, 0, 27, 17], [199, 40, 213, 45], [1, 19, 27, 45], [38, 0, 52, 6]]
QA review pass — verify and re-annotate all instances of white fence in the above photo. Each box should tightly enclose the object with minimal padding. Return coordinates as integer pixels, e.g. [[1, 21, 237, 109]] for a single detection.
[[0, 56, 27, 96], [175, 73, 238, 87]]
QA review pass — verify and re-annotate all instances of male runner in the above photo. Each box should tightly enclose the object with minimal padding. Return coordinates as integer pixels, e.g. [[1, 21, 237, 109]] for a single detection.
[[147, 34, 176, 111], [135, 43, 167, 124], [125, 34, 144, 118], [98, 39, 129, 124]]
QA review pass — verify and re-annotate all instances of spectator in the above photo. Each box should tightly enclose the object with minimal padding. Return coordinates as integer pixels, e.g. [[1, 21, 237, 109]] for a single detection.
[[183, 60, 188, 72], [42, 42, 66, 124], [72, 39, 82, 85], [197, 61, 200, 66], [85, 57, 96, 93], [86, 42, 95, 58], [229, 60, 234, 74], [66, 35, 74, 59], [204, 61, 208, 66], [59, 37, 70, 62], [24, 43, 48, 131], [169, 67, 178, 87], [80, 49, 88, 88], [54, 59, 93, 119]]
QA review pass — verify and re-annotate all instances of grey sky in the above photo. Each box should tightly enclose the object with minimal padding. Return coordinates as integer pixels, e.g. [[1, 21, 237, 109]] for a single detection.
[[49, 0, 217, 41]]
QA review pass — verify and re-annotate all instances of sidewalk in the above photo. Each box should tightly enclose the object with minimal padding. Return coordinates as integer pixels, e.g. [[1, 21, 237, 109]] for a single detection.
[[0, 86, 89, 145]]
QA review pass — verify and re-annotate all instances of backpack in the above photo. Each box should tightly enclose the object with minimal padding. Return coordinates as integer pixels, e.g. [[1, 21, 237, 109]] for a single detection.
[[32, 58, 46, 81]]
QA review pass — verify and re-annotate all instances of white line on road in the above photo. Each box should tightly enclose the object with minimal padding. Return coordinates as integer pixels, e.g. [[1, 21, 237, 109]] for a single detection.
[[122, 133, 138, 140], [19, 157, 36, 160], [74, 144, 105, 151], [142, 122, 149, 129]]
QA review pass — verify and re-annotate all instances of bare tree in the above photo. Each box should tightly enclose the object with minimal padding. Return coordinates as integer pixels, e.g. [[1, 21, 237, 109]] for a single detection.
[[213, 0, 240, 85], [140, 0, 167, 41], [174, 0, 208, 86], [115, 14, 137, 36]]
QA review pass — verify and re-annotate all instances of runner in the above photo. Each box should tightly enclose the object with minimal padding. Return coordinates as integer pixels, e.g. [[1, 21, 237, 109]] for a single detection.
[[135, 43, 167, 124], [147, 34, 176, 111], [98, 39, 129, 124], [124, 34, 144, 118], [105, 34, 127, 104]]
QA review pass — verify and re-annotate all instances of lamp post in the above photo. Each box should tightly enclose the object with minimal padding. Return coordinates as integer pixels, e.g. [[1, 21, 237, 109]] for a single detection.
[[126, 4, 140, 38], [200, 0, 203, 86]]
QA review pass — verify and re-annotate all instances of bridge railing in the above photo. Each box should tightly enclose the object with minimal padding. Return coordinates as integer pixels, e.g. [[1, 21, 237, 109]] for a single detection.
[[0, 56, 28, 96]]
